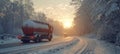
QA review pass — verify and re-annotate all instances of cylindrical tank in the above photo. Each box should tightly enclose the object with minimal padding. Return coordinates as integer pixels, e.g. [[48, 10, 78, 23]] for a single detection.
[[22, 20, 50, 36]]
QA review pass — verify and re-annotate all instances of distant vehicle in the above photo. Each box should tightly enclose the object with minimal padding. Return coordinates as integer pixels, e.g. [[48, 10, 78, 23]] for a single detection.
[[17, 20, 53, 43], [63, 33, 68, 37]]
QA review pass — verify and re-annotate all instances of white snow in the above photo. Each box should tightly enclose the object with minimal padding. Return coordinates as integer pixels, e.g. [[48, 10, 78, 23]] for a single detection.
[[0, 36, 75, 54], [94, 39, 120, 54], [31, 37, 79, 54], [0, 38, 20, 45], [79, 34, 120, 54], [1, 35, 120, 54]]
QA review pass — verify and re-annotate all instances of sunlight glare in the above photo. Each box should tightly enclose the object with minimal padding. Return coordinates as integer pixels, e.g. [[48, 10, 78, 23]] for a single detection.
[[63, 21, 73, 29], [60, 18, 74, 29]]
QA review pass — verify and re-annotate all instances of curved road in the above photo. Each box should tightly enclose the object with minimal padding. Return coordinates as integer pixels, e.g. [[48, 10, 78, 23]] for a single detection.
[[0, 36, 77, 54], [1, 36, 107, 54]]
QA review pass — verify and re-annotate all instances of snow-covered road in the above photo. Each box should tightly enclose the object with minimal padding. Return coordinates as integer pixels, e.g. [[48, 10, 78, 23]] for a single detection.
[[0, 37, 78, 54], [0, 35, 120, 54]]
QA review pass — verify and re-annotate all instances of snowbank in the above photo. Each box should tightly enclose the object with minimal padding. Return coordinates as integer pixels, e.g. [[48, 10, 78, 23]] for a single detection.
[[0, 39, 20, 45], [0, 34, 20, 45]]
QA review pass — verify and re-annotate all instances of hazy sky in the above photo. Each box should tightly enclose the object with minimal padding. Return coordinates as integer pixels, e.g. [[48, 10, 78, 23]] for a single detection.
[[32, 0, 71, 8], [32, 0, 75, 26]]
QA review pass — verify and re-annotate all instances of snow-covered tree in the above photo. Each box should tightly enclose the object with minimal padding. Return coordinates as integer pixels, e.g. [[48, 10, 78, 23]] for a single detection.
[[0, 0, 34, 35], [72, 0, 120, 45]]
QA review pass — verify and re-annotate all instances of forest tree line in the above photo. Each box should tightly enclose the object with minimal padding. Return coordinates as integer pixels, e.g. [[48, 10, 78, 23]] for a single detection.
[[72, 0, 120, 46], [0, 0, 46, 35]]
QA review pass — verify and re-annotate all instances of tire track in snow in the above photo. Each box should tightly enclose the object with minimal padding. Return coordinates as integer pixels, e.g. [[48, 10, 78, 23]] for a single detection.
[[39, 37, 79, 54], [74, 37, 88, 54], [1, 37, 76, 54], [0, 36, 63, 53], [80, 38, 97, 54]]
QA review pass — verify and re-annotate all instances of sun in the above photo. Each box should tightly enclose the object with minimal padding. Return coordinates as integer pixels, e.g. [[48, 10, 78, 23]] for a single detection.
[[58, 16, 75, 29], [63, 21, 73, 29]]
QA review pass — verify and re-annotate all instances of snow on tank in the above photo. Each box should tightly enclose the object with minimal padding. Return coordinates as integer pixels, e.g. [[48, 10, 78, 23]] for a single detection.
[[22, 20, 49, 29]]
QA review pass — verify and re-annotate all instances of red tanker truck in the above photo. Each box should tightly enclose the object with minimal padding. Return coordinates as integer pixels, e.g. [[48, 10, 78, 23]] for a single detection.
[[17, 20, 53, 43]]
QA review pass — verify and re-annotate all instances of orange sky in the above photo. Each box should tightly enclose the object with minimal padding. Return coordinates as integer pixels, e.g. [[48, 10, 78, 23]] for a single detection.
[[32, 0, 75, 28]]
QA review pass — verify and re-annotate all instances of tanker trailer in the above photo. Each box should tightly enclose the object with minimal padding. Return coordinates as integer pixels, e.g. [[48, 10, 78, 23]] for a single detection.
[[17, 20, 53, 43]]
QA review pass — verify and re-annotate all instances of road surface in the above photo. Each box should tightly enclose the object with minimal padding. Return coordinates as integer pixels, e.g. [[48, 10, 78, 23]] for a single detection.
[[0, 36, 119, 54]]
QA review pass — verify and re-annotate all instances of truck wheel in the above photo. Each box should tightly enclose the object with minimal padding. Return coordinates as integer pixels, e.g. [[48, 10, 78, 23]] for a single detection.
[[48, 35, 52, 41], [35, 38, 41, 43], [35, 35, 41, 43], [22, 40, 30, 43]]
